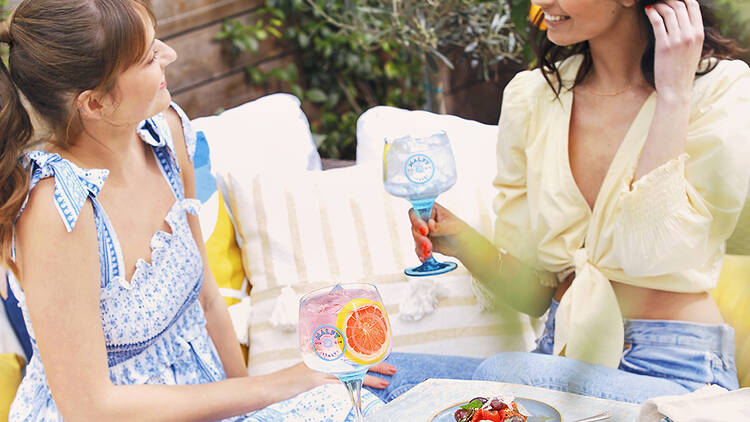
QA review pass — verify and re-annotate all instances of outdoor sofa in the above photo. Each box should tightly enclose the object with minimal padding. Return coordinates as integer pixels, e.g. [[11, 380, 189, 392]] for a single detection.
[[1, 94, 748, 418]]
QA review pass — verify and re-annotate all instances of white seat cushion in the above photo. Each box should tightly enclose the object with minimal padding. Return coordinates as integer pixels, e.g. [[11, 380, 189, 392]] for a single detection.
[[224, 163, 538, 375]]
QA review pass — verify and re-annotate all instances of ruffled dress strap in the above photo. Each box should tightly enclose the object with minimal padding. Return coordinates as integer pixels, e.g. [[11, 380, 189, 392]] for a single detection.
[[21, 151, 109, 232], [136, 102, 197, 201]]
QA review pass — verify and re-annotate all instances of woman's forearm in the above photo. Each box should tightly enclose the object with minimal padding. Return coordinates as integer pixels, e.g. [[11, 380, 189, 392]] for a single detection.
[[203, 291, 248, 378], [87, 372, 302, 422], [634, 93, 691, 181], [453, 227, 555, 317]]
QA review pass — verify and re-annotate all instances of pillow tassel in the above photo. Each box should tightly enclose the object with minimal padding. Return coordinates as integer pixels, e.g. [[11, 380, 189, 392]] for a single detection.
[[399, 277, 442, 321], [227, 296, 252, 345], [270, 286, 299, 332]]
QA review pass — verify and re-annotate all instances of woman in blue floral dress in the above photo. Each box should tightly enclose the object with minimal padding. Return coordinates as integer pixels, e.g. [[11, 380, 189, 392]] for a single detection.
[[0, 0, 401, 420]]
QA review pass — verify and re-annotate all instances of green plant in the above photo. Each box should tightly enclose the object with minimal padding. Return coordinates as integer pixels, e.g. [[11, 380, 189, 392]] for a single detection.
[[307, 0, 526, 76], [215, 0, 537, 159], [1, 0, 8, 64], [714, 0, 750, 63], [217, 0, 425, 160], [215, 8, 283, 55], [305, 0, 532, 111]]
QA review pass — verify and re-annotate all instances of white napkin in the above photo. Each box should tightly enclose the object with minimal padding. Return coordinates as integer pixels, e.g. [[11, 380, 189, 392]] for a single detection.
[[637, 385, 750, 422]]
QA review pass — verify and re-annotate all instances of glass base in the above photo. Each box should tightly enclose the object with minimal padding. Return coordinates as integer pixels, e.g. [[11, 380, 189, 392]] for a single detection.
[[405, 257, 457, 277]]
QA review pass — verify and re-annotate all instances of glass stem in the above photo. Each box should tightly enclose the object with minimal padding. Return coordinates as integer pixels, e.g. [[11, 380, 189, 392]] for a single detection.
[[338, 371, 367, 422], [413, 198, 436, 267], [410, 198, 435, 223]]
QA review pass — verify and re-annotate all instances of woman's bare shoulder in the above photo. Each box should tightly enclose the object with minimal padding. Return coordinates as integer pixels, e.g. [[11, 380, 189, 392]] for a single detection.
[[15, 178, 98, 284]]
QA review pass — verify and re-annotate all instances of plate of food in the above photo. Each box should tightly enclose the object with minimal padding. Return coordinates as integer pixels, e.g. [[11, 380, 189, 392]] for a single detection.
[[430, 395, 562, 422]]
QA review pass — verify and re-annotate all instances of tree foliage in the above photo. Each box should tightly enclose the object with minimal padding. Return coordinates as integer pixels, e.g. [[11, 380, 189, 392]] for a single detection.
[[216, 0, 425, 159], [715, 0, 750, 63], [304, 0, 528, 80], [215, 0, 534, 159]]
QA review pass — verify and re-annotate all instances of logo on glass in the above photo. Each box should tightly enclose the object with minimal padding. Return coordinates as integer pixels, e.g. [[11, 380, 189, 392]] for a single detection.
[[312, 325, 346, 361], [404, 154, 435, 184]]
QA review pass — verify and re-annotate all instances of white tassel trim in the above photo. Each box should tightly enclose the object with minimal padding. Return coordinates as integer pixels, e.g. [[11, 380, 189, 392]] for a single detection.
[[270, 286, 299, 332], [227, 296, 252, 345], [399, 277, 443, 321], [470, 277, 496, 311]]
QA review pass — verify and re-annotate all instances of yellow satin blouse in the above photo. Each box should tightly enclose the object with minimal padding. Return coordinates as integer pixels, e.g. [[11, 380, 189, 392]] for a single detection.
[[493, 55, 750, 368]]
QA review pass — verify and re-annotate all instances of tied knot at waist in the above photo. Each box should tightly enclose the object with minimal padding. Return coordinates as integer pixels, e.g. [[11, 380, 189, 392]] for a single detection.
[[554, 246, 625, 368], [573, 247, 591, 274]]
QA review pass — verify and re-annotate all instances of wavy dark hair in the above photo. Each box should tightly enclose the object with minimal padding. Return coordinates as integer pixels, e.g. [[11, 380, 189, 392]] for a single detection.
[[530, 0, 742, 97], [0, 0, 154, 280]]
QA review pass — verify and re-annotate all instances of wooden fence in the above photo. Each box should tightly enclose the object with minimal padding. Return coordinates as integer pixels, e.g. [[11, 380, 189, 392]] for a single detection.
[[7, 0, 515, 125], [153, 0, 295, 118]]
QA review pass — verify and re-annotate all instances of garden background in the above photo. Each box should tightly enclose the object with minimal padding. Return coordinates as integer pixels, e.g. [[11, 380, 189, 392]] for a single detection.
[[3, 0, 749, 160]]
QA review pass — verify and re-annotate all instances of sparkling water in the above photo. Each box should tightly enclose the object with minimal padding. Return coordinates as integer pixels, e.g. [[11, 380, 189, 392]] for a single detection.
[[383, 133, 457, 201]]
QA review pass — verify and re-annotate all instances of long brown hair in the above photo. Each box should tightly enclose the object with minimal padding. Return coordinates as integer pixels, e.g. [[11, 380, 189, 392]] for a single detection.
[[0, 0, 154, 279], [531, 0, 742, 97]]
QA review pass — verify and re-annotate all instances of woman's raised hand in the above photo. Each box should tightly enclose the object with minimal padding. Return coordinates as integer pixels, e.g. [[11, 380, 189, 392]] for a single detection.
[[645, 0, 705, 101], [408, 203, 467, 261]]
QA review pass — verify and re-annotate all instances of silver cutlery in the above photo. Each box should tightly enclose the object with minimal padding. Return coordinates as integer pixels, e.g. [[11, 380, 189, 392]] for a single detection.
[[571, 411, 611, 422], [527, 411, 611, 422]]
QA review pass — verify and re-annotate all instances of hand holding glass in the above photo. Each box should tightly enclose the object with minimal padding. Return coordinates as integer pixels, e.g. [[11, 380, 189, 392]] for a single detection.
[[383, 131, 458, 276], [299, 283, 392, 422]]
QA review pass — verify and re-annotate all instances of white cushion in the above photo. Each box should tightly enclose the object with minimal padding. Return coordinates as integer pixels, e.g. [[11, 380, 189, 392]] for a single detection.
[[356, 106, 498, 185], [224, 163, 538, 376], [191, 93, 322, 179]]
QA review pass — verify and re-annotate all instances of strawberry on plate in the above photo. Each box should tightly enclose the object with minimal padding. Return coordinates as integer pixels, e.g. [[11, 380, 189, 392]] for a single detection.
[[454, 396, 528, 422]]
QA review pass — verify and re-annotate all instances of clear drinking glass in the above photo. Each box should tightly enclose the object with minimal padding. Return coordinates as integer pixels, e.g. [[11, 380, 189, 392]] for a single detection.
[[383, 131, 458, 276], [298, 283, 392, 422]]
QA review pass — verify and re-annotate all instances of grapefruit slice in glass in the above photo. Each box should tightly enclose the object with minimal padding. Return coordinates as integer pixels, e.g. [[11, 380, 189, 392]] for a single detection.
[[336, 298, 391, 366]]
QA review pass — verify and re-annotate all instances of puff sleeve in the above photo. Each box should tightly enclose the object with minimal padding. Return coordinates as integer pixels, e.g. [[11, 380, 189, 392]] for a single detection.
[[493, 71, 557, 287], [614, 60, 750, 277]]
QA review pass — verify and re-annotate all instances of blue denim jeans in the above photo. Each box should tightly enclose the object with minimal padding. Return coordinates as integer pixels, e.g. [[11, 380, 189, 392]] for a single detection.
[[473, 299, 739, 403], [367, 300, 739, 405], [364, 352, 482, 402]]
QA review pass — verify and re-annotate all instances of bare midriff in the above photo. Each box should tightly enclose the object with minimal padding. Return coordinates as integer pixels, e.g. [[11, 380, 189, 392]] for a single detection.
[[554, 274, 725, 324]]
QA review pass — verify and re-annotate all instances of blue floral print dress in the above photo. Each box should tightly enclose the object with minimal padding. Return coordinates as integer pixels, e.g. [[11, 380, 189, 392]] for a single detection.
[[7, 103, 383, 421]]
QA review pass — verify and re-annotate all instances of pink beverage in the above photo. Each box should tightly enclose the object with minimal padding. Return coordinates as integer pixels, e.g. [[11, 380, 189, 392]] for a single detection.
[[299, 284, 382, 375]]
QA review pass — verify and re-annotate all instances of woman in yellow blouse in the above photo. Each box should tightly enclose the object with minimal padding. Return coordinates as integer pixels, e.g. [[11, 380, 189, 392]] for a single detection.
[[410, 0, 749, 402]]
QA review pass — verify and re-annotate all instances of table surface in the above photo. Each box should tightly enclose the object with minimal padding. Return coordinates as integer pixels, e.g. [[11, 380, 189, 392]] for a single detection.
[[365, 378, 640, 422]]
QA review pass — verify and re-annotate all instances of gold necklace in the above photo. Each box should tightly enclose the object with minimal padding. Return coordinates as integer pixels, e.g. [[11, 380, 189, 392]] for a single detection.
[[584, 81, 642, 97]]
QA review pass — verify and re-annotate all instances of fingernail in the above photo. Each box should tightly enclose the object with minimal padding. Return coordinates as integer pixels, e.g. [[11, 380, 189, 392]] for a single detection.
[[379, 381, 389, 388], [645, 5, 651, 9], [419, 226, 428, 236]]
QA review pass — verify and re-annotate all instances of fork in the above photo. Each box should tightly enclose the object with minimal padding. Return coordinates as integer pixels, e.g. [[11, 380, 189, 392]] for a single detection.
[[571, 411, 611, 422]]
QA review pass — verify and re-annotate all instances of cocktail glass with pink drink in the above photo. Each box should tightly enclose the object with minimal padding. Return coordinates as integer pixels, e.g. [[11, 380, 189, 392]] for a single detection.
[[299, 283, 391, 422]]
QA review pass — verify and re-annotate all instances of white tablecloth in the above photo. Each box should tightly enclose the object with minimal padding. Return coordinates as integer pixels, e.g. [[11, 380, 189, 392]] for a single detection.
[[365, 378, 639, 421]]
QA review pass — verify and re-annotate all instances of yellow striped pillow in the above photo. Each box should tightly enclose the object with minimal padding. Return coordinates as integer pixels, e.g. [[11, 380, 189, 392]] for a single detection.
[[203, 190, 249, 308], [224, 163, 539, 375]]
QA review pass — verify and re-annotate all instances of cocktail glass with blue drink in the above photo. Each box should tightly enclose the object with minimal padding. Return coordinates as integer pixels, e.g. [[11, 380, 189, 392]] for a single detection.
[[383, 131, 458, 276]]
